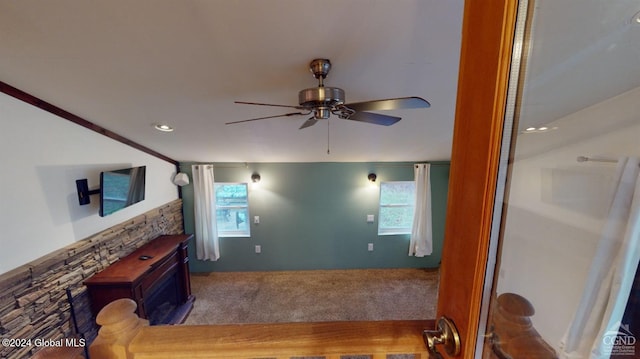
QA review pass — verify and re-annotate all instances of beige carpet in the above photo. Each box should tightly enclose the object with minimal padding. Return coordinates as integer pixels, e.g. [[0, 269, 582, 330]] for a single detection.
[[183, 268, 439, 325]]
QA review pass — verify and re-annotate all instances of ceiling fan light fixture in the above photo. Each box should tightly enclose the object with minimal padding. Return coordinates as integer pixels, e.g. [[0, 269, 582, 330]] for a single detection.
[[314, 107, 332, 120]]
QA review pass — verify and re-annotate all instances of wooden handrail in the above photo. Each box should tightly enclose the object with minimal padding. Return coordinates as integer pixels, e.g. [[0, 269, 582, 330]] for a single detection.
[[89, 299, 434, 359], [488, 293, 557, 358], [89, 299, 149, 359]]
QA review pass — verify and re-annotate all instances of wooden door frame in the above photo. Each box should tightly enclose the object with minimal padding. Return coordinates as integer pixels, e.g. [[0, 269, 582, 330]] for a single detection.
[[437, 0, 518, 358]]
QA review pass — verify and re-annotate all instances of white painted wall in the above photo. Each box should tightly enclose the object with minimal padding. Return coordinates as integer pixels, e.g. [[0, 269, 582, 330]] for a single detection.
[[496, 87, 640, 351], [0, 92, 179, 274]]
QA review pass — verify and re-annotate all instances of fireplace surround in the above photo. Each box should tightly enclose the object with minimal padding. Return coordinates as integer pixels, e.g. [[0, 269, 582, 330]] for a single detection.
[[84, 234, 194, 325]]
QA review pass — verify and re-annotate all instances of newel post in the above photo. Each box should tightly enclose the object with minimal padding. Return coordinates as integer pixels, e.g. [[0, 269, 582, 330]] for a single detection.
[[89, 299, 149, 359]]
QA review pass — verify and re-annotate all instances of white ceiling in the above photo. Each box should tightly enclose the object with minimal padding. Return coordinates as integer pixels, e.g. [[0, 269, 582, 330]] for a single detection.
[[0, 0, 464, 163], [516, 0, 640, 158], [1, 0, 638, 163], [521, 0, 640, 129]]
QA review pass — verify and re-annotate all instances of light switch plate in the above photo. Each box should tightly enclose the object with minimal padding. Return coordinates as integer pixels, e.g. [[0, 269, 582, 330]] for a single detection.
[[367, 214, 375, 223]]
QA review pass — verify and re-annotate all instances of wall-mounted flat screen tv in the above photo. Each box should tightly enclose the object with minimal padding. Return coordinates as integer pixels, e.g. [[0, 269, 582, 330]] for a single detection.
[[99, 166, 146, 217]]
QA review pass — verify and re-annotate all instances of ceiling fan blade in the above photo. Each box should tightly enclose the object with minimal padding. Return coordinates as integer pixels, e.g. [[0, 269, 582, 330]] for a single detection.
[[345, 96, 430, 112], [347, 111, 401, 126], [299, 117, 318, 129], [225, 112, 308, 125], [235, 101, 304, 110]]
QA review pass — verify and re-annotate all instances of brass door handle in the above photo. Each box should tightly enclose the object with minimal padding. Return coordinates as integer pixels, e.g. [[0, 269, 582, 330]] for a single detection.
[[423, 316, 461, 358]]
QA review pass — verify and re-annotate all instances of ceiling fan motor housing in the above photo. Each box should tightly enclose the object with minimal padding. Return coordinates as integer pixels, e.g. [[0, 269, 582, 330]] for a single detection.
[[298, 87, 345, 119]]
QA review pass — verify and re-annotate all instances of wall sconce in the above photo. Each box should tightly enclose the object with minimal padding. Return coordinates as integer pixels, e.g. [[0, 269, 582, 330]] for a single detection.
[[368, 173, 377, 182], [251, 173, 261, 183]]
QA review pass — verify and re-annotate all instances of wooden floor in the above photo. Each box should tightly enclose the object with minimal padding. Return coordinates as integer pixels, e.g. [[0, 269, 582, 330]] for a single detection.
[[183, 268, 439, 325]]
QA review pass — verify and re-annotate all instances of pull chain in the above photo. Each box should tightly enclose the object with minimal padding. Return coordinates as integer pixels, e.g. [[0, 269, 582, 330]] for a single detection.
[[327, 119, 331, 154]]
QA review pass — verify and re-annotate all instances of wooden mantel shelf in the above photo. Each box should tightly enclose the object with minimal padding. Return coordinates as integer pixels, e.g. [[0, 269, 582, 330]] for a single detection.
[[85, 235, 191, 284], [128, 320, 434, 359]]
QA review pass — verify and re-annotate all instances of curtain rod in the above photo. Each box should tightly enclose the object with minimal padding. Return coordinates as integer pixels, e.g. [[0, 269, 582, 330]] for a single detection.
[[577, 156, 640, 167], [368, 162, 450, 168], [179, 162, 248, 169], [576, 156, 617, 163], [179, 162, 449, 168]]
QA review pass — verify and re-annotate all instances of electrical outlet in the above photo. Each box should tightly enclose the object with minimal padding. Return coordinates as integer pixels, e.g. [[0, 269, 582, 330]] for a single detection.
[[254, 215, 260, 224], [255, 245, 261, 254], [368, 243, 374, 251], [367, 214, 375, 223]]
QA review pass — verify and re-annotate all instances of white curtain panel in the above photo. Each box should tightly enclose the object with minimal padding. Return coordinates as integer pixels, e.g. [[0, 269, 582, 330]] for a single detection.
[[191, 164, 220, 261], [409, 163, 433, 257], [560, 157, 640, 358]]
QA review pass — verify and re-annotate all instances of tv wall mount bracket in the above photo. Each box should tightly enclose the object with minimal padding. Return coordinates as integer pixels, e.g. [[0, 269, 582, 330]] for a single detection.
[[76, 179, 100, 206]]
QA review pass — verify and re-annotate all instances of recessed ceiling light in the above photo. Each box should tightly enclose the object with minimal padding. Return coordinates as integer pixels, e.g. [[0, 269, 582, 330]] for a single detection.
[[154, 124, 174, 132], [521, 125, 558, 134], [632, 10, 640, 25]]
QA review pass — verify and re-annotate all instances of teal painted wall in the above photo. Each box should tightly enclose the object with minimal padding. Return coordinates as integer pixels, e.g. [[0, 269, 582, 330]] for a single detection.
[[180, 162, 449, 272]]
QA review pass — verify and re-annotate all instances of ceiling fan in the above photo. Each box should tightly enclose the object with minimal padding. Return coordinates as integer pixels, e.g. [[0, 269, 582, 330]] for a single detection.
[[227, 59, 430, 129]]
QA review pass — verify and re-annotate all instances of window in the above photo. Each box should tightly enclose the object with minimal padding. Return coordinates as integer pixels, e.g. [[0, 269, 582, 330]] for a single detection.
[[378, 181, 416, 235], [214, 183, 250, 237]]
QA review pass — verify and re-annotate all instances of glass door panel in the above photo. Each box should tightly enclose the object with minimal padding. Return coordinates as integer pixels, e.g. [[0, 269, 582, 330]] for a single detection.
[[480, 0, 640, 358]]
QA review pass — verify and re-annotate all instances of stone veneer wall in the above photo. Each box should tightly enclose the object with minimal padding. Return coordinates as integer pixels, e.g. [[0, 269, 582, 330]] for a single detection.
[[0, 199, 184, 359]]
